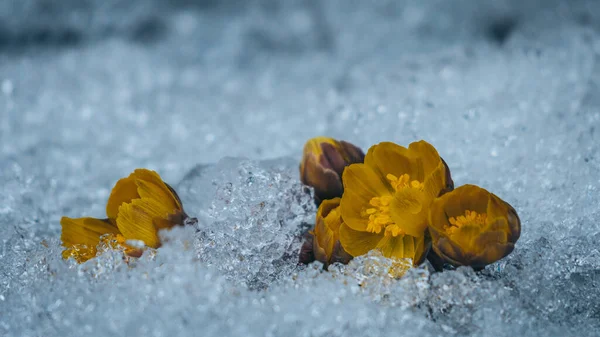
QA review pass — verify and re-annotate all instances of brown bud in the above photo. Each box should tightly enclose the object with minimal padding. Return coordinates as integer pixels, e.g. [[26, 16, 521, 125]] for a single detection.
[[300, 137, 364, 205], [298, 231, 316, 265]]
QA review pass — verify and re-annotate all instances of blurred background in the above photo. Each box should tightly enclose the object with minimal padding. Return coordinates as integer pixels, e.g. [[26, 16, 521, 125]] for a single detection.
[[2, 0, 599, 177]]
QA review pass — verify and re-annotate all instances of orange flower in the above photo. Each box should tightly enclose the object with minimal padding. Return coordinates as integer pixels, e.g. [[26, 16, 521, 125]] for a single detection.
[[311, 198, 352, 268], [428, 184, 521, 269], [300, 137, 364, 205], [338, 140, 453, 265], [61, 169, 189, 263]]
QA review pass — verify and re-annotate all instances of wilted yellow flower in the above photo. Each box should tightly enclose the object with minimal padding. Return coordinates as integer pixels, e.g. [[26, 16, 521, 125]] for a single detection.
[[311, 198, 352, 268], [61, 169, 189, 263], [428, 184, 521, 269], [300, 136, 364, 205], [338, 140, 453, 265]]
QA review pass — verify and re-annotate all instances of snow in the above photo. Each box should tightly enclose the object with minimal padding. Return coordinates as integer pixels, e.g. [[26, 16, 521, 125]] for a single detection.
[[1, 0, 600, 336]]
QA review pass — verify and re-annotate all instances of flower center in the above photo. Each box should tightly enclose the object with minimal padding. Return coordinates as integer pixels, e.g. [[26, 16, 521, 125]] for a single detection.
[[446, 210, 487, 235], [364, 173, 423, 237], [386, 173, 424, 191]]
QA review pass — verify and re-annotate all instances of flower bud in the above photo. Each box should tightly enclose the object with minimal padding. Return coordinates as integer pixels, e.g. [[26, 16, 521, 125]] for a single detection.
[[300, 137, 364, 205], [298, 231, 316, 265], [428, 184, 520, 270], [302, 198, 352, 268]]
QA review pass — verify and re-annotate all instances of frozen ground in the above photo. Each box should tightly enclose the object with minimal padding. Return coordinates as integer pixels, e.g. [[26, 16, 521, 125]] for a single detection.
[[1, 0, 600, 336]]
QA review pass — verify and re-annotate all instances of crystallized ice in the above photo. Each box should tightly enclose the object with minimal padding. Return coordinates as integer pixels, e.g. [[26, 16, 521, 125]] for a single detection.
[[2, 0, 600, 336], [178, 158, 315, 289]]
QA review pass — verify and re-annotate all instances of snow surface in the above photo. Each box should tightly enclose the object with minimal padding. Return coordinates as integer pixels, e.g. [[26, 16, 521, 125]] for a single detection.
[[1, 0, 600, 336]]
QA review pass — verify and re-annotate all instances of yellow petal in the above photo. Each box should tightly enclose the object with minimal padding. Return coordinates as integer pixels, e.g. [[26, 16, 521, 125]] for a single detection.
[[314, 211, 336, 260], [484, 192, 520, 244], [422, 161, 446, 202], [165, 183, 184, 210], [60, 217, 120, 248], [365, 142, 418, 185], [475, 230, 508, 249], [407, 140, 443, 180], [433, 237, 465, 266], [339, 223, 382, 257], [324, 210, 343, 234], [365, 140, 442, 185], [340, 163, 390, 231], [313, 199, 346, 265], [453, 223, 482, 251], [449, 184, 489, 216], [486, 216, 510, 234], [132, 169, 181, 211], [376, 234, 421, 260], [485, 192, 512, 233], [390, 188, 428, 237], [317, 198, 342, 225], [428, 196, 451, 233], [413, 234, 428, 265], [136, 178, 180, 215], [473, 242, 514, 269], [342, 163, 390, 198], [106, 175, 140, 220], [115, 199, 162, 248]]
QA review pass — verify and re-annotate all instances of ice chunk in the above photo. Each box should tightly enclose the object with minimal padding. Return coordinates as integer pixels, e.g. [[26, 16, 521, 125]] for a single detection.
[[178, 157, 315, 289]]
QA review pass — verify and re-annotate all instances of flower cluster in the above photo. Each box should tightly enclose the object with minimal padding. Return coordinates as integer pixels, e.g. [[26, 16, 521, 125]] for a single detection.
[[299, 137, 520, 271], [61, 169, 193, 263]]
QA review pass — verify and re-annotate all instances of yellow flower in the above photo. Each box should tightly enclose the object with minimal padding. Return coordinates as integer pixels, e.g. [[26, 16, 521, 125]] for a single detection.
[[428, 184, 521, 269], [61, 169, 188, 263], [311, 198, 352, 268], [338, 140, 452, 264], [300, 137, 364, 205]]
